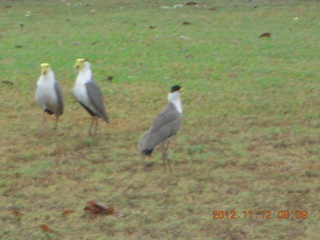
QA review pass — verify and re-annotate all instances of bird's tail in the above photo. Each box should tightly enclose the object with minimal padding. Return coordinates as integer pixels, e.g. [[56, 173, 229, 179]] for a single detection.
[[141, 149, 153, 156], [139, 131, 153, 156], [101, 113, 110, 123]]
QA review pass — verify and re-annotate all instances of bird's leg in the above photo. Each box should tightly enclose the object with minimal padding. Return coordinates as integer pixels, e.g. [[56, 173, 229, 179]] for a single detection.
[[54, 116, 59, 131], [161, 142, 167, 171], [162, 141, 172, 173], [88, 117, 95, 136], [165, 141, 172, 173], [93, 117, 99, 138], [39, 111, 47, 134]]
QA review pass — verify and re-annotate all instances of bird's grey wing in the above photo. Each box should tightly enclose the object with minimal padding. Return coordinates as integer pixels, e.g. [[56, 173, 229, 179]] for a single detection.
[[85, 81, 109, 123], [54, 81, 64, 116], [140, 103, 182, 151], [150, 104, 181, 131]]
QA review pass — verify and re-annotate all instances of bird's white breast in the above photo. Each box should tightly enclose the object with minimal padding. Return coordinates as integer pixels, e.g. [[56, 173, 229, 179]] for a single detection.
[[168, 92, 183, 114], [73, 80, 88, 102], [172, 100, 182, 114], [73, 68, 93, 108], [35, 73, 58, 108]]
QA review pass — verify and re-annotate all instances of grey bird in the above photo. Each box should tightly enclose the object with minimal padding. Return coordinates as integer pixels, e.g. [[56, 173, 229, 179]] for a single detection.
[[73, 59, 109, 137], [35, 63, 64, 133], [139, 85, 183, 171]]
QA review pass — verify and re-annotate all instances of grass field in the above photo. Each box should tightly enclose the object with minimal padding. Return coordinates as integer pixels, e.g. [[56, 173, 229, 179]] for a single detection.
[[1, 0, 320, 239]]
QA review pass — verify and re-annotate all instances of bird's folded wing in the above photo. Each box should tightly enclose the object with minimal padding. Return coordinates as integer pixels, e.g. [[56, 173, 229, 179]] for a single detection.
[[150, 103, 181, 132], [54, 81, 64, 115], [85, 81, 109, 123], [140, 103, 182, 150]]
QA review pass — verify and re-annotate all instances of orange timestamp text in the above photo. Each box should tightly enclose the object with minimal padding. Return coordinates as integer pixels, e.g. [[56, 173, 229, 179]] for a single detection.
[[212, 210, 308, 220]]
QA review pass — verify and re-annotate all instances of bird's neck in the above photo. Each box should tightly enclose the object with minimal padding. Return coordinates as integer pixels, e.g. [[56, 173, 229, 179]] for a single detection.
[[172, 99, 182, 113], [168, 93, 182, 114], [41, 71, 55, 83], [76, 68, 92, 84]]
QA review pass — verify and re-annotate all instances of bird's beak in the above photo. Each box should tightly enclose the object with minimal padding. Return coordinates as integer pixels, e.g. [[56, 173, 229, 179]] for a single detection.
[[40, 63, 50, 75], [74, 63, 81, 70], [179, 88, 183, 99], [75, 58, 85, 70]]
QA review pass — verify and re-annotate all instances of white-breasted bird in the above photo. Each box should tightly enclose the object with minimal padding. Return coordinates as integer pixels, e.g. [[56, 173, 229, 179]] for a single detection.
[[73, 59, 109, 136], [139, 85, 183, 171], [35, 63, 64, 133]]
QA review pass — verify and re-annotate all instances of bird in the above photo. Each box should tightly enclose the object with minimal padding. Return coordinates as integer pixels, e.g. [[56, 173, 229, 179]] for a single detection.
[[139, 85, 183, 172], [73, 59, 109, 137], [35, 63, 64, 133]]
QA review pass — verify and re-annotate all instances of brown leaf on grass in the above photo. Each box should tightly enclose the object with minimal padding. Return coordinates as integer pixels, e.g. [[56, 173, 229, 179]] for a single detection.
[[260, 32, 271, 38], [228, 73, 238, 78], [12, 210, 24, 216], [182, 22, 191, 25], [39, 224, 54, 233], [62, 210, 75, 216], [208, 7, 217, 11], [84, 201, 114, 216], [272, 161, 281, 167], [302, 164, 318, 170]]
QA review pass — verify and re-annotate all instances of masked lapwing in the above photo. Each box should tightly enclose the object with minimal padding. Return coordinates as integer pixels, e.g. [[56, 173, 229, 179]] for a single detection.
[[73, 59, 109, 137], [35, 63, 64, 133], [139, 85, 183, 171]]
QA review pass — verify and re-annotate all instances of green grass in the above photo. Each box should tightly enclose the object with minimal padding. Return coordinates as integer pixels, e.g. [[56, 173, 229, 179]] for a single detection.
[[1, 0, 320, 239]]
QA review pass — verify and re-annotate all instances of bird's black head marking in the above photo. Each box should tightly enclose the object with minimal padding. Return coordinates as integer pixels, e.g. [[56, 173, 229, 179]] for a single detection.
[[171, 85, 182, 93]]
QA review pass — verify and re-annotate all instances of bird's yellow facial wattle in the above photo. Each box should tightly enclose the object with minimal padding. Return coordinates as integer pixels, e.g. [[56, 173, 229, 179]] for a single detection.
[[75, 58, 85, 70], [40, 63, 50, 75], [179, 88, 183, 99]]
